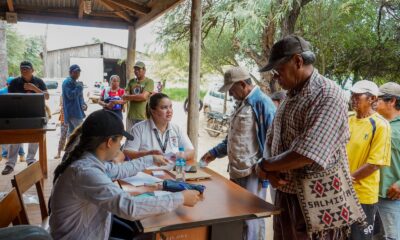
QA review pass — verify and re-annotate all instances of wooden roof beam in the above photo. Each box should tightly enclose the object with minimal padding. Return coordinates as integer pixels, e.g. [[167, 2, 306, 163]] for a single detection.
[[78, 0, 84, 19], [110, 0, 151, 15], [7, 0, 14, 12], [135, 0, 184, 29], [99, 0, 135, 24]]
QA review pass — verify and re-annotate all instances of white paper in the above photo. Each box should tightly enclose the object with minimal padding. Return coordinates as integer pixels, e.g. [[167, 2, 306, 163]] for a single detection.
[[153, 191, 172, 197], [122, 172, 163, 187], [152, 170, 165, 177]]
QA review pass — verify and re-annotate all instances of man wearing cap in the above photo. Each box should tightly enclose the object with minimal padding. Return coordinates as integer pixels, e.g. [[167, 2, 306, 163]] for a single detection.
[[2, 61, 49, 175], [62, 64, 87, 137], [200, 66, 276, 240], [374, 82, 400, 239], [123, 61, 154, 131], [346, 80, 391, 240], [256, 36, 363, 238]]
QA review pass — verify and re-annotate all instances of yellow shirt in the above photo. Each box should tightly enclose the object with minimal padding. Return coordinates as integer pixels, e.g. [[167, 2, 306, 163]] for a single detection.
[[347, 112, 391, 204]]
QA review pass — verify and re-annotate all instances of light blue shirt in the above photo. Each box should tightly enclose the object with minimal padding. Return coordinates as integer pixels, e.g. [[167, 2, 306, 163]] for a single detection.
[[49, 152, 184, 240]]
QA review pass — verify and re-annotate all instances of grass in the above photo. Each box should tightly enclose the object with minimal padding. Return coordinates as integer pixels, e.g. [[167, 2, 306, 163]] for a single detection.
[[163, 88, 206, 102]]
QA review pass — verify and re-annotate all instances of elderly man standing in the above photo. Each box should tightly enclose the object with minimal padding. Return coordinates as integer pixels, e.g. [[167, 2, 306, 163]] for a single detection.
[[257, 36, 364, 239], [2, 61, 49, 175], [375, 82, 400, 240], [62, 64, 87, 137], [123, 61, 154, 131], [200, 67, 276, 240]]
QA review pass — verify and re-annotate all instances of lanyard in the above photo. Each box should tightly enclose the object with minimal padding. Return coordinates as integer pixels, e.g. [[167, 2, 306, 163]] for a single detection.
[[153, 129, 169, 153]]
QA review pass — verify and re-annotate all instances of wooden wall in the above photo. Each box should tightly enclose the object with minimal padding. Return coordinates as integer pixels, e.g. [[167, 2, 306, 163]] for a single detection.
[[45, 43, 127, 78]]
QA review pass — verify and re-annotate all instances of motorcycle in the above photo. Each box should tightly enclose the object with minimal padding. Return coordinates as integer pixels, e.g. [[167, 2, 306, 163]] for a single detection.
[[205, 111, 230, 137]]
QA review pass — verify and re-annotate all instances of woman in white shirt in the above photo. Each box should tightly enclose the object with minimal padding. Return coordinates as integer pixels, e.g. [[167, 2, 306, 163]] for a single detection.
[[123, 93, 195, 164], [49, 109, 200, 240]]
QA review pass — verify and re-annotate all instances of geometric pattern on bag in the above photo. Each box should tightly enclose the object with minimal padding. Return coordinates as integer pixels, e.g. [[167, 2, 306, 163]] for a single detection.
[[295, 158, 366, 235]]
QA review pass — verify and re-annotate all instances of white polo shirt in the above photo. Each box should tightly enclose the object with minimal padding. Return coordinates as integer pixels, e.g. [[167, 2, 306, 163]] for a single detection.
[[124, 119, 194, 158]]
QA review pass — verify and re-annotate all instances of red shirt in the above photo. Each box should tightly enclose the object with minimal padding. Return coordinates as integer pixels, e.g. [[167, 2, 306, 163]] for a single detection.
[[101, 88, 125, 100]]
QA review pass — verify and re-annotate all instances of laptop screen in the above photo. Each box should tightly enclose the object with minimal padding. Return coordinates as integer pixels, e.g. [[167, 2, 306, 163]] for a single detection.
[[0, 93, 45, 118]]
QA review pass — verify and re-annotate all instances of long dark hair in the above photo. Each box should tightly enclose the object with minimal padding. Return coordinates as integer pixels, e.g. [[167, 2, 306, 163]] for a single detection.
[[146, 93, 170, 119], [53, 125, 118, 184]]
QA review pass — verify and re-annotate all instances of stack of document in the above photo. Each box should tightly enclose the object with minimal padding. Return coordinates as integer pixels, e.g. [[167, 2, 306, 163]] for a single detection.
[[122, 172, 163, 187]]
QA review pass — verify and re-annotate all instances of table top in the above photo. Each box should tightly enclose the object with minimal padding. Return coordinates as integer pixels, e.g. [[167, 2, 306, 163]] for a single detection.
[[0, 123, 57, 134], [119, 168, 280, 233]]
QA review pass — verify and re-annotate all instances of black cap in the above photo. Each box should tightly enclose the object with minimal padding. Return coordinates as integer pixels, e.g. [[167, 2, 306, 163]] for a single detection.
[[69, 64, 81, 73], [20, 61, 33, 69], [259, 35, 312, 72], [82, 110, 133, 140]]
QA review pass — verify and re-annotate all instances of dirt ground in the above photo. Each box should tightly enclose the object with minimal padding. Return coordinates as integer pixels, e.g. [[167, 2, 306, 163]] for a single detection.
[[0, 97, 274, 239]]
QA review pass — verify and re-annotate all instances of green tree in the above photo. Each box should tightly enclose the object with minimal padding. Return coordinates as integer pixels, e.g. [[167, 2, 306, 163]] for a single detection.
[[6, 25, 44, 77]]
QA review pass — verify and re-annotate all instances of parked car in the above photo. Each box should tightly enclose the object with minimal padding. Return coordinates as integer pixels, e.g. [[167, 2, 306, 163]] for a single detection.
[[203, 87, 235, 115]]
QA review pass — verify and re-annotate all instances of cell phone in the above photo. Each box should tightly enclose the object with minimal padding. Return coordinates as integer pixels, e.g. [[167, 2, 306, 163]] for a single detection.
[[185, 165, 197, 173]]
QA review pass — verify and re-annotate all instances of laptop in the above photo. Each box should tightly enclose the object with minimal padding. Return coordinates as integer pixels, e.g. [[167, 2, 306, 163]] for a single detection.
[[0, 93, 47, 129]]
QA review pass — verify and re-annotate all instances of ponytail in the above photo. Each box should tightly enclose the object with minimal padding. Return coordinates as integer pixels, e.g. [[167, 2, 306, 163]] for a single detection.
[[53, 127, 108, 184]]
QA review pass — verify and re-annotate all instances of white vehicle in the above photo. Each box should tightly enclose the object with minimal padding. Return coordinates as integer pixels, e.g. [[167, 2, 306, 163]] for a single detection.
[[203, 87, 235, 115]]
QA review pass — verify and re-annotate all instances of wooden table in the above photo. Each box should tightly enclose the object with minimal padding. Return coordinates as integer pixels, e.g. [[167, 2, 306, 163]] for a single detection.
[[0, 124, 56, 178], [119, 168, 280, 240]]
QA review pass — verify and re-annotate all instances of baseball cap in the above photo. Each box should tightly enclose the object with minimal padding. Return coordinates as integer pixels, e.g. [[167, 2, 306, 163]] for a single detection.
[[134, 61, 146, 69], [219, 67, 251, 92], [69, 64, 81, 73], [378, 82, 400, 97], [350, 80, 379, 96], [20, 61, 33, 69], [259, 35, 312, 72], [82, 110, 133, 140]]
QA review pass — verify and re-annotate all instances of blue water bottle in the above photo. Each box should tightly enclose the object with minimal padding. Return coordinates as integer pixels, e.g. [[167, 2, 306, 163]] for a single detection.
[[175, 147, 186, 182]]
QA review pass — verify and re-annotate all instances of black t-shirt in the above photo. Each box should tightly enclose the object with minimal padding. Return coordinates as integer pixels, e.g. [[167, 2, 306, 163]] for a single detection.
[[8, 76, 47, 93]]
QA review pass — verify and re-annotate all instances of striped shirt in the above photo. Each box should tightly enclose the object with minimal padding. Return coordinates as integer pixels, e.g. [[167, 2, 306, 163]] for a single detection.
[[266, 69, 350, 194]]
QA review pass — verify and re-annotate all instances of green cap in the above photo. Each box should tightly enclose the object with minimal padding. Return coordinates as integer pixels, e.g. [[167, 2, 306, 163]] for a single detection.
[[134, 61, 146, 69]]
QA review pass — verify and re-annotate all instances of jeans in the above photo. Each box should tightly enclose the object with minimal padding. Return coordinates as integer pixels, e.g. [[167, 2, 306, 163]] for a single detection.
[[350, 203, 378, 240], [2, 144, 25, 157], [6, 143, 38, 168], [231, 171, 266, 240], [375, 198, 400, 240], [66, 117, 83, 137]]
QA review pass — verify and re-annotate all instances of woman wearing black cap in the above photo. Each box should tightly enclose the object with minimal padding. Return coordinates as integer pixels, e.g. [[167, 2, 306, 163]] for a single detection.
[[49, 109, 200, 240]]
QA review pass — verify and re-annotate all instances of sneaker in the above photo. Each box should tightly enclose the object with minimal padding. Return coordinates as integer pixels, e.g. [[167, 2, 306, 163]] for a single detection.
[[1, 166, 14, 175], [27, 161, 35, 166], [19, 155, 26, 162]]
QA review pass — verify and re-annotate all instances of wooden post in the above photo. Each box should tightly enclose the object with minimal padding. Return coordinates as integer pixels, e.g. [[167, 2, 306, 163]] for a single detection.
[[126, 25, 136, 84], [187, 0, 202, 159], [0, 21, 8, 87]]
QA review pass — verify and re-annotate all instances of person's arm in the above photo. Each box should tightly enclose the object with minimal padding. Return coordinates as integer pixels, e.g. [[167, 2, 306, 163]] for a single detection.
[[352, 121, 391, 181], [24, 81, 49, 100], [259, 150, 313, 172], [75, 168, 185, 221], [352, 163, 381, 182], [124, 91, 151, 102], [123, 149, 162, 160]]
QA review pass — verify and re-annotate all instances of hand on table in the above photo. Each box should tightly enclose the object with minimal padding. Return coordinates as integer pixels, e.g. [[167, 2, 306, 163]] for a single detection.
[[153, 155, 171, 166], [182, 190, 201, 207], [200, 152, 216, 164]]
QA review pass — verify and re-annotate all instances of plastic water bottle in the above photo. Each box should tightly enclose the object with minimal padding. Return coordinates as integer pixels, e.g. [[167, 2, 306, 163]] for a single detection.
[[175, 147, 186, 182]]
